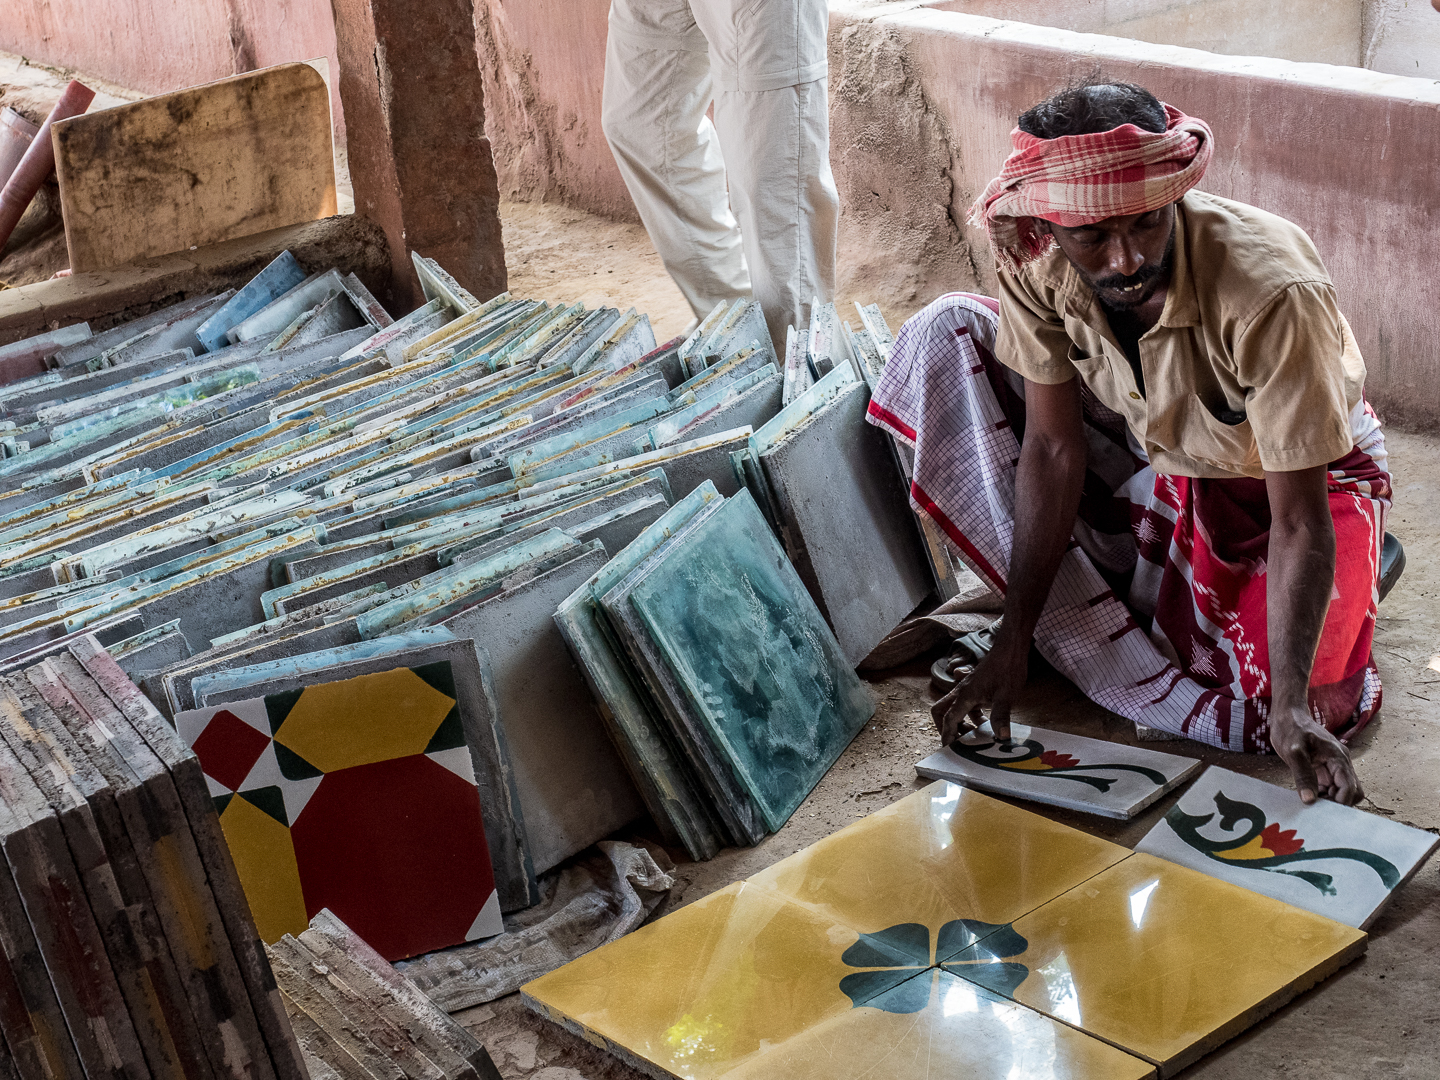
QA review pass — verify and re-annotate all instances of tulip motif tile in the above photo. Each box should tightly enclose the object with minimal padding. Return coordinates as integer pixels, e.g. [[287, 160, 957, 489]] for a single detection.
[[525, 782, 1368, 1080], [915, 720, 1201, 819], [1135, 766, 1439, 929]]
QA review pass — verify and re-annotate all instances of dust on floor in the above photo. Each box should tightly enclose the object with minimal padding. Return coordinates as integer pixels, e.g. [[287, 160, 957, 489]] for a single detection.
[[499, 198, 921, 349]]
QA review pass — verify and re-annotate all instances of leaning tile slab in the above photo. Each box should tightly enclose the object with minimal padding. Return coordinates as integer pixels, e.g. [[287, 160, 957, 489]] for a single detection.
[[26, 654, 272, 1080], [0, 679, 206, 1080], [992, 853, 1366, 1077], [174, 664, 506, 959], [0, 711, 91, 1080], [435, 547, 644, 874], [555, 575, 722, 863], [1135, 765, 1439, 929], [627, 490, 874, 833], [596, 495, 759, 840], [192, 634, 535, 914], [66, 637, 309, 1080], [759, 381, 929, 665], [915, 721, 1201, 820]]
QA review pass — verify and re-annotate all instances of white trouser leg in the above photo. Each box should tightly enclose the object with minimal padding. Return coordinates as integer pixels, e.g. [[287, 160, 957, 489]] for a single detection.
[[602, 1, 751, 321], [711, 77, 838, 349]]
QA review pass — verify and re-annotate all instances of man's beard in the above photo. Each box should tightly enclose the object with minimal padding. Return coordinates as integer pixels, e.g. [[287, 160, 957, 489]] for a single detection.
[[1086, 226, 1176, 311]]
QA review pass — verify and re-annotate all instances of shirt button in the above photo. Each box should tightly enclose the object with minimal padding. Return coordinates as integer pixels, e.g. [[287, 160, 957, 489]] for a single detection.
[[1129, 391, 1141, 400]]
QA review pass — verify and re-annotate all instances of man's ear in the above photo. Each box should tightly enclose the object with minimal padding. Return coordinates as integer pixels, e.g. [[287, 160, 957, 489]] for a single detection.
[[1034, 219, 1055, 238]]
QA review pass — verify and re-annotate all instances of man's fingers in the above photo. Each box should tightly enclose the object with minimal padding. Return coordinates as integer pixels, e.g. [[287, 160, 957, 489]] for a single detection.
[[930, 688, 961, 734], [1286, 741, 1320, 805], [990, 699, 1013, 742]]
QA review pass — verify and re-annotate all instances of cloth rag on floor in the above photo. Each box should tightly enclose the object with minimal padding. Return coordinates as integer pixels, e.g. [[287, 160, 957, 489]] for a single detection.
[[602, 0, 838, 344], [395, 840, 675, 1012], [865, 293, 1390, 752], [968, 103, 1213, 273]]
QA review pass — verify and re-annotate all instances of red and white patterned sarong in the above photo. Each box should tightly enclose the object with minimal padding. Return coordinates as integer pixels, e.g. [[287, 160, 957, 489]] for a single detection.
[[866, 293, 1390, 753]]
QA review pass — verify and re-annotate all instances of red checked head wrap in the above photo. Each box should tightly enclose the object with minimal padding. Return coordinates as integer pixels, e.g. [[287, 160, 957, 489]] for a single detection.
[[968, 104, 1213, 274]]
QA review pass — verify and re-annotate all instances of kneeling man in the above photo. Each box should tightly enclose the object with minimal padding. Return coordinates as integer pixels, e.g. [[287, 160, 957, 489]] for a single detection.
[[868, 82, 1390, 805]]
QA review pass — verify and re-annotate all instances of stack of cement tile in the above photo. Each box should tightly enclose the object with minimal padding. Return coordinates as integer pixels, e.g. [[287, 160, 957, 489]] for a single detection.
[[555, 481, 876, 861], [0, 633, 307, 1080], [0, 253, 929, 921], [749, 312, 932, 665], [269, 909, 500, 1080], [0, 259, 801, 881]]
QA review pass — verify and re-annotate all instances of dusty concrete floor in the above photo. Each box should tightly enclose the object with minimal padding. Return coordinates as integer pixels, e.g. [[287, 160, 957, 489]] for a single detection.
[[458, 198, 1440, 1079], [499, 198, 919, 349]]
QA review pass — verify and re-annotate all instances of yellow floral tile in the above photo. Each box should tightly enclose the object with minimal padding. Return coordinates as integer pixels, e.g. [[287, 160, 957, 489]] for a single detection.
[[721, 969, 1156, 1080], [523, 881, 869, 1079], [992, 853, 1367, 1076], [750, 782, 1129, 951]]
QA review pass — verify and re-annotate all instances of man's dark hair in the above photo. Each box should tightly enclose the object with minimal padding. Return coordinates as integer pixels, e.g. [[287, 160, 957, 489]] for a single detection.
[[1018, 80, 1166, 139]]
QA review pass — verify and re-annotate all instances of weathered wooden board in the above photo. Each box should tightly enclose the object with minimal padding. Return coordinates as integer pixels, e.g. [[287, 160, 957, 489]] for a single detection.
[[53, 63, 336, 273]]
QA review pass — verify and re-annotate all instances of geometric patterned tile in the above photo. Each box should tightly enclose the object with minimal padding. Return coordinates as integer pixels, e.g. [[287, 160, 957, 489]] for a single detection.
[[749, 781, 1129, 947], [176, 662, 503, 959]]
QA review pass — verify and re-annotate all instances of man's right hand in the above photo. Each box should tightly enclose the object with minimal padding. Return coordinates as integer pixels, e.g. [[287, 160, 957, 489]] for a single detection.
[[930, 640, 1030, 745]]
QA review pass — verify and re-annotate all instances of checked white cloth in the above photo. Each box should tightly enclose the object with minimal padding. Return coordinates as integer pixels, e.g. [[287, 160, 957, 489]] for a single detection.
[[865, 293, 1385, 752]]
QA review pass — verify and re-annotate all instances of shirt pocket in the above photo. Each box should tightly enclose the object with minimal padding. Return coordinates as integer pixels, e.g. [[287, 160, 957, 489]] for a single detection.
[[1181, 394, 1263, 475], [1066, 345, 1131, 423]]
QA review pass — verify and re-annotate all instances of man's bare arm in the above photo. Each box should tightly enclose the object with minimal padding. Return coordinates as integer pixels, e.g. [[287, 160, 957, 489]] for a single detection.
[[1264, 464, 1362, 804], [931, 376, 1088, 743]]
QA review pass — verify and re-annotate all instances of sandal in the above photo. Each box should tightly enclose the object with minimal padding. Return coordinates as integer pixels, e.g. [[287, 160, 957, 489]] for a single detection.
[[1380, 532, 1405, 602], [929, 622, 1000, 694]]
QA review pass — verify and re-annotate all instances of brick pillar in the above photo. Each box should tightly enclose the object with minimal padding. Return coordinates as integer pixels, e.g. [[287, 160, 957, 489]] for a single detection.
[[330, 0, 506, 312]]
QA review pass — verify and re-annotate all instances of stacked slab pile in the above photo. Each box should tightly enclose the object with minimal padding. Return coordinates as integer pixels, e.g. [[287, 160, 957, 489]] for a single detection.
[[0, 248, 938, 935], [555, 481, 878, 861], [0, 634, 307, 1080], [268, 910, 501, 1080]]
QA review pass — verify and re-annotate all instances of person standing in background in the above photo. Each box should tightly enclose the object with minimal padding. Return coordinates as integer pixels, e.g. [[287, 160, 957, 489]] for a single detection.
[[601, 0, 839, 349]]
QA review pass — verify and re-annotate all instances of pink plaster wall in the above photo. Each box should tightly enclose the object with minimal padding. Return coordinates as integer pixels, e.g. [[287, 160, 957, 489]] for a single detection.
[[475, 0, 630, 219], [870, 6, 1440, 429], [0, 0, 345, 140]]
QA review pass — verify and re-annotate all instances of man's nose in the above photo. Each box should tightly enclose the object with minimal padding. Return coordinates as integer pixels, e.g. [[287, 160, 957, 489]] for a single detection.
[[1106, 237, 1144, 279]]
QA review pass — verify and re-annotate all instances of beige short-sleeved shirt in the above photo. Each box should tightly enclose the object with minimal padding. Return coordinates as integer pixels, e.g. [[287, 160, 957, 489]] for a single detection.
[[995, 190, 1366, 479]]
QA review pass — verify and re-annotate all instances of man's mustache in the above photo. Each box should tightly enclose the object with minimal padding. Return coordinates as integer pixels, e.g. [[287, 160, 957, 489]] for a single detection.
[[1091, 261, 1165, 292]]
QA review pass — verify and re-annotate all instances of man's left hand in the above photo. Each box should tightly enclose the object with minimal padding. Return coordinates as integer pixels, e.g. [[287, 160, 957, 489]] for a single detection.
[[1268, 703, 1363, 805]]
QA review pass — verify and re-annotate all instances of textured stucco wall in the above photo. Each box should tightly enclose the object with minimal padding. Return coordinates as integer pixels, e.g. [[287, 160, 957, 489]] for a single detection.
[[0, 0, 345, 139], [1364, 0, 1440, 80], [475, 0, 627, 219], [929, 0, 1363, 65], [838, 3, 1440, 428]]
